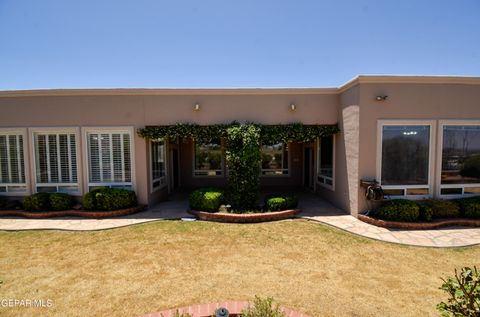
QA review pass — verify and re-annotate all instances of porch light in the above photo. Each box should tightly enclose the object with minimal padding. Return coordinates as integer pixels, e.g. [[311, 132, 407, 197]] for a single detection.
[[375, 95, 388, 101], [194, 103, 200, 111], [290, 103, 297, 111]]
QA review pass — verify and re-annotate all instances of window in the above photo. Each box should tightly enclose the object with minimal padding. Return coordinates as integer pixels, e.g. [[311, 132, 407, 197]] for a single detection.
[[317, 135, 334, 188], [261, 143, 289, 176], [151, 140, 166, 190], [33, 131, 78, 193], [193, 141, 223, 176], [0, 131, 27, 194], [440, 123, 480, 196], [378, 123, 432, 197], [86, 130, 133, 190]]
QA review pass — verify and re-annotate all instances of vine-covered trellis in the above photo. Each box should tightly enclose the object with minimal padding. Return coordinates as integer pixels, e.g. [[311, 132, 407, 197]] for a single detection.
[[137, 122, 340, 144]]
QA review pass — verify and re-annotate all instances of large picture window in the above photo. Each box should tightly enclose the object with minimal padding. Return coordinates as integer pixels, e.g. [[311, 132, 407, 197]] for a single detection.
[[440, 124, 480, 196], [151, 140, 166, 190], [261, 143, 288, 176], [0, 131, 27, 194], [86, 130, 132, 190], [33, 131, 78, 193], [379, 123, 431, 197], [193, 141, 223, 176], [317, 135, 334, 188]]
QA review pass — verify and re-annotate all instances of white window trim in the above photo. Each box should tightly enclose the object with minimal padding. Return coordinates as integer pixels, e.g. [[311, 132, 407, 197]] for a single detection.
[[29, 127, 81, 195], [260, 142, 290, 177], [376, 120, 436, 199], [150, 139, 167, 193], [82, 127, 136, 193], [436, 120, 480, 199], [317, 135, 335, 191], [192, 140, 225, 178], [0, 128, 30, 196]]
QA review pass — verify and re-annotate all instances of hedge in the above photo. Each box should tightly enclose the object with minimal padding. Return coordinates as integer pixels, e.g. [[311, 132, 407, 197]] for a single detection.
[[264, 194, 299, 211], [82, 188, 137, 211], [188, 187, 225, 212]]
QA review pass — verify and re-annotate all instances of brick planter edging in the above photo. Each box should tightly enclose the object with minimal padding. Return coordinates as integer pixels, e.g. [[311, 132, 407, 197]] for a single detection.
[[139, 300, 311, 317], [188, 209, 301, 223], [0, 205, 147, 219], [358, 214, 480, 229]]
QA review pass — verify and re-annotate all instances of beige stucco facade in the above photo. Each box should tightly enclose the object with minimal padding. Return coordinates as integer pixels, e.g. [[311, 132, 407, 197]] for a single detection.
[[1, 76, 480, 215]]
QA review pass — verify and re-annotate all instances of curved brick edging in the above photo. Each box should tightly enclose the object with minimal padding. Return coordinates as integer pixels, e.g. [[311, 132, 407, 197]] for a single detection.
[[358, 214, 480, 229], [188, 209, 301, 223], [139, 300, 311, 317], [0, 205, 147, 219]]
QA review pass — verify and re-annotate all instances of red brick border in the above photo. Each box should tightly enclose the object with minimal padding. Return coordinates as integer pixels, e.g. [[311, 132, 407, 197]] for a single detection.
[[188, 209, 301, 223], [139, 300, 311, 317], [358, 214, 480, 229], [0, 205, 146, 219]]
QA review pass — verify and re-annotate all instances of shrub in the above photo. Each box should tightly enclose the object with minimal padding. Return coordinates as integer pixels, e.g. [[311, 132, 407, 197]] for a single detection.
[[226, 123, 261, 211], [423, 199, 461, 218], [49, 193, 73, 211], [188, 187, 225, 212], [82, 188, 137, 211], [455, 196, 480, 219], [417, 202, 434, 222], [376, 199, 419, 222], [0, 197, 6, 209], [437, 266, 480, 317], [22, 192, 51, 211], [265, 197, 287, 211], [241, 296, 285, 317]]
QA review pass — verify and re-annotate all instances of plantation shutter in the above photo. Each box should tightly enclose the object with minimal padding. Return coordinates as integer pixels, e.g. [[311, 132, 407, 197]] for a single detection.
[[0, 134, 25, 185], [88, 132, 131, 186]]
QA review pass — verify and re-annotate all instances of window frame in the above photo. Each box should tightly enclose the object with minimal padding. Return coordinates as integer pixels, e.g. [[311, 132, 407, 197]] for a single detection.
[[0, 128, 30, 196], [317, 135, 335, 190], [376, 120, 436, 199], [150, 139, 167, 192], [30, 127, 81, 195], [82, 126, 136, 192], [192, 139, 225, 178], [436, 120, 480, 199], [260, 142, 290, 177]]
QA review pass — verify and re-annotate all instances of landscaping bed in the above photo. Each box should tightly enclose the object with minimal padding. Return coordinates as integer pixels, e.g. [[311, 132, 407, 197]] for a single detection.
[[358, 213, 480, 229], [0, 205, 146, 219], [189, 208, 300, 223]]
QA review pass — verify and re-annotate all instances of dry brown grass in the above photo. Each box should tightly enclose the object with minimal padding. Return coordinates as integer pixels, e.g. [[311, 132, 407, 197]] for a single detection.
[[0, 219, 478, 317]]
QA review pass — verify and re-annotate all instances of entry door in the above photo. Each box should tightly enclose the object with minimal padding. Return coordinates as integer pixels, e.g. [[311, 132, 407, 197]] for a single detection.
[[304, 146, 315, 190], [169, 147, 180, 192]]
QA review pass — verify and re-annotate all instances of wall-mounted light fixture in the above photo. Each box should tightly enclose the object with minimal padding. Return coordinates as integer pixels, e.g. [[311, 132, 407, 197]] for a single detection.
[[290, 103, 297, 111], [193, 103, 200, 111], [375, 95, 388, 102]]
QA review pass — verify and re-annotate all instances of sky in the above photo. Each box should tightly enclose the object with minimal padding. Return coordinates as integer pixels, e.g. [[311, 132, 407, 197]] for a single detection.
[[0, 0, 479, 89]]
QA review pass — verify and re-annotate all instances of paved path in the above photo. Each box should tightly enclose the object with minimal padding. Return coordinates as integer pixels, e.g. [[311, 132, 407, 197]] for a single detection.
[[0, 193, 480, 248]]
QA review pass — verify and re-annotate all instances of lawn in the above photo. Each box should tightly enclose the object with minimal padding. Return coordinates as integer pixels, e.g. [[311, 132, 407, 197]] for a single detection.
[[0, 219, 478, 317]]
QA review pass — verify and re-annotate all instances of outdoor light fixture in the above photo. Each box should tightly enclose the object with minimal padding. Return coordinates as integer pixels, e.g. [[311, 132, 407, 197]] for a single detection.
[[290, 103, 297, 111], [375, 95, 388, 101], [194, 103, 200, 111]]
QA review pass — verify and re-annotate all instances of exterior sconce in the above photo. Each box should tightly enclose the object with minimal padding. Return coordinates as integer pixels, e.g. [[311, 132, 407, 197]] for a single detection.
[[193, 103, 200, 111], [375, 95, 388, 102], [290, 103, 297, 111]]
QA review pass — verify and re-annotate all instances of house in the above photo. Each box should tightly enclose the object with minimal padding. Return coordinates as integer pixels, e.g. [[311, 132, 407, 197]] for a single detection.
[[1, 75, 480, 216]]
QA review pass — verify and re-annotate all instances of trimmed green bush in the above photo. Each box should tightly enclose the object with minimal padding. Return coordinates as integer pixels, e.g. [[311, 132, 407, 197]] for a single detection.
[[22, 192, 51, 211], [82, 188, 137, 211], [188, 187, 224, 212], [455, 196, 480, 219], [417, 202, 434, 222], [376, 199, 420, 222], [264, 194, 299, 211], [49, 193, 73, 211], [0, 197, 6, 209], [422, 199, 461, 218]]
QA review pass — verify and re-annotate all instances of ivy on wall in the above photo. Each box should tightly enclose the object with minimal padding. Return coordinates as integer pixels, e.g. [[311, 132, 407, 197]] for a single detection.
[[137, 122, 340, 144]]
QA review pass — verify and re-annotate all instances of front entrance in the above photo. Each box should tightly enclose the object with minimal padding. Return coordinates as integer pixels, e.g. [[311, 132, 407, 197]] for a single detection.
[[169, 146, 180, 193], [303, 145, 315, 190]]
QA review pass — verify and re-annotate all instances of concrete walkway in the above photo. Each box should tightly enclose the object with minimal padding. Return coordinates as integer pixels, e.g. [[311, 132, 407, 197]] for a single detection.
[[0, 193, 480, 248]]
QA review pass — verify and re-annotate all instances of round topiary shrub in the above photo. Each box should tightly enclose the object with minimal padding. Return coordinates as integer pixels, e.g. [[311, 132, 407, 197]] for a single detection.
[[22, 192, 51, 211], [188, 187, 225, 212], [82, 188, 137, 211], [49, 193, 73, 211], [376, 199, 420, 222], [265, 197, 287, 211]]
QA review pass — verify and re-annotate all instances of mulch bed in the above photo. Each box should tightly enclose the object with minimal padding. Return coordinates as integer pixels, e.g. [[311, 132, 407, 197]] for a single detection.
[[358, 214, 480, 229], [0, 205, 147, 219], [188, 209, 301, 223]]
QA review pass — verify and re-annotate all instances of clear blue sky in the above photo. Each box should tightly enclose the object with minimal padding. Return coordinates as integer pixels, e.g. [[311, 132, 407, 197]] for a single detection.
[[0, 0, 479, 89]]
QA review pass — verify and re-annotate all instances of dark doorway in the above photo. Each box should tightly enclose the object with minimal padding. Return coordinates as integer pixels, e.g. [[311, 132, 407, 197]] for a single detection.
[[304, 146, 314, 190], [169, 148, 180, 191]]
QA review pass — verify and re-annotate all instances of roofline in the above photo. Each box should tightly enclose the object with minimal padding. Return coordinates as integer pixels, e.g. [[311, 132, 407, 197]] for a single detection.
[[1, 75, 480, 97]]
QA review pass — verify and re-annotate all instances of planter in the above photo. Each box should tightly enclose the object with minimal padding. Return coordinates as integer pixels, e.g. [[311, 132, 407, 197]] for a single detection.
[[188, 209, 301, 223], [0, 205, 146, 219], [358, 214, 480, 229]]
